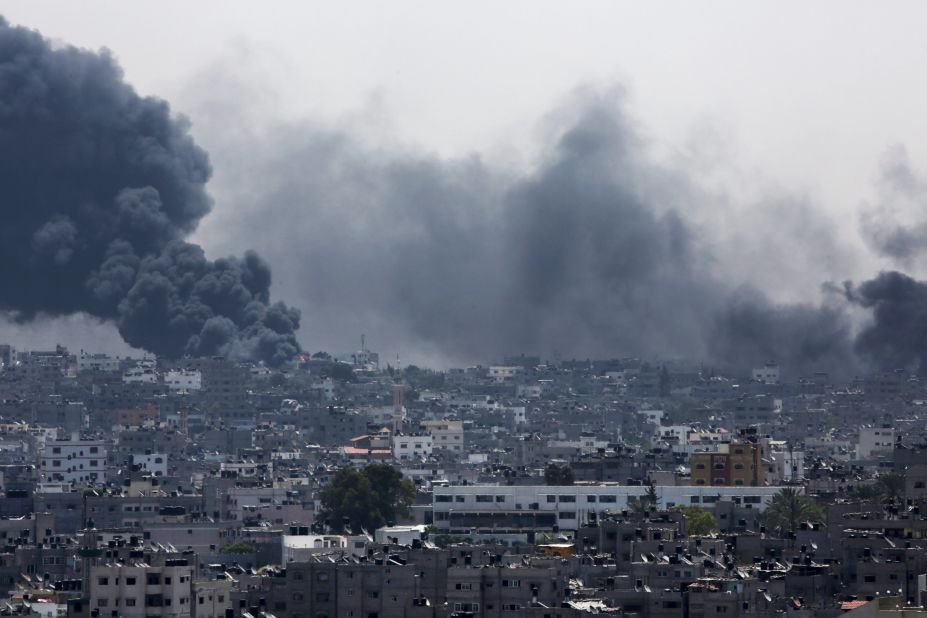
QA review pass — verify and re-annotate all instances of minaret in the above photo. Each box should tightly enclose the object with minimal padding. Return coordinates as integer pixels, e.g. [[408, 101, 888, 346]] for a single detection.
[[78, 518, 101, 598], [392, 375, 404, 434]]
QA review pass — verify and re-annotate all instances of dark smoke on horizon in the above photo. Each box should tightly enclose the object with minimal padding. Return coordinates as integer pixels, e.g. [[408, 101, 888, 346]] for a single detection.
[[205, 92, 863, 378], [6, 18, 927, 378], [0, 19, 300, 366]]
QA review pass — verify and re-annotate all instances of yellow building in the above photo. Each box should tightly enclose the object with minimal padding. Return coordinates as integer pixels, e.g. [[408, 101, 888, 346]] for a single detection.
[[691, 442, 765, 487]]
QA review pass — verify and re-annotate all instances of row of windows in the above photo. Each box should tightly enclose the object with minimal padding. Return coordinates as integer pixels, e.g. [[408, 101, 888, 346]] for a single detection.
[[438, 493, 767, 506]]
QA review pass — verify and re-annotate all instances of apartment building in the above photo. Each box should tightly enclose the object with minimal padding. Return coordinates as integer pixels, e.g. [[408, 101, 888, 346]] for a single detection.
[[41, 437, 105, 485], [88, 558, 194, 618], [691, 441, 765, 487]]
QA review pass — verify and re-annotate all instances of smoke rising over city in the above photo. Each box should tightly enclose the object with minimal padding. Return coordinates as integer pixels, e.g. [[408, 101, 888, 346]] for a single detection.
[[206, 92, 868, 376], [0, 19, 300, 366], [2, 17, 927, 377]]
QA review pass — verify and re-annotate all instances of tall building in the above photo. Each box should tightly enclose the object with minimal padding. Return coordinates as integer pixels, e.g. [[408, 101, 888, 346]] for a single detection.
[[691, 441, 765, 487]]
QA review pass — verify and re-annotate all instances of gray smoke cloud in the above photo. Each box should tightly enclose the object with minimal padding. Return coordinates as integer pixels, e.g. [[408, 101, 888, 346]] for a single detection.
[[200, 88, 859, 377], [0, 19, 300, 365], [860, 145, 927, 263]]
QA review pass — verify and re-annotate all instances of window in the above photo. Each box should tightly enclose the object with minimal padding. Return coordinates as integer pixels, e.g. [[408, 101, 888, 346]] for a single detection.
[[97, 599, 108, 607], [476, 495, 493, 503], [145, 595, 163, 607], [146, 574, 161, 585], [546, 495, 556, 503], [125, 599, 135, 607], [558, 495, 576, 503], [559, 511, 576, 519], [436, 495, 452, 503], [743, 496, 761, 504], [600, 495, 617, 503], [587, 495, 597, 503], [318, 573, 329, 582], [126, 577, 136, 585], [455, 583, 473, 591], [502, 580, 521, 588], [97, 577, 109, 586], [495, 496, 505, 502]]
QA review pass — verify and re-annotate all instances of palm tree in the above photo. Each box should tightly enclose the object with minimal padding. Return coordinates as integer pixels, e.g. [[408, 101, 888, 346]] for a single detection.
[[763, 488, 824, 537], [877, 472, 905, 504]]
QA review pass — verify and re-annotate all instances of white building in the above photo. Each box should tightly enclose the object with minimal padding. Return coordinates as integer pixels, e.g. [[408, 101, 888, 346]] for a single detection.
[[506, 406, 528, 428], [488, 366, 524, 383], [857, 425, 895, 459], [432, 484, 789, 532], [88, 559, 193, 618], [312, 378, 336, 401], [282, 535, 347, 562], [41, 437, 105, 485], [123, 366, 157, 384], [163, 369, 202, 392], [374, 524, 427, 545], [637, 409, 665, 425], [392, 434, 433, 461], [549, 436, 608, 454], [421, 420, 465, 454], [516, 384, 543, 399], [77, 353, 120, 373], [130, 452, 168, 477]]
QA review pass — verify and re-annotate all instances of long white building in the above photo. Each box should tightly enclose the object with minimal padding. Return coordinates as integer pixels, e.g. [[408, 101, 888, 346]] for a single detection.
[[432, 484, 788, 532]]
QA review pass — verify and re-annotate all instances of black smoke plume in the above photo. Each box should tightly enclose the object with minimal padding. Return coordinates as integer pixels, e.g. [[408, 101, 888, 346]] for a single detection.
[[846, 271, 927, 374], [0, 19, 300, 365]]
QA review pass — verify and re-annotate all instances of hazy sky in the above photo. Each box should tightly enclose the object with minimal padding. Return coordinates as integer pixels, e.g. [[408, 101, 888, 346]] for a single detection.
[[2, 1, 926, 365]]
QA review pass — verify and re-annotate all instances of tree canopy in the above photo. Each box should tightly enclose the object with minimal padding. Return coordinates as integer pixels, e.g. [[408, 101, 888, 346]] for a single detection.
[[318, 464, 416, 533], [544, 463, 575, 486], [674, 506, 717, 536], [763, 487, 824, 537], [850, 472, 906, 504]]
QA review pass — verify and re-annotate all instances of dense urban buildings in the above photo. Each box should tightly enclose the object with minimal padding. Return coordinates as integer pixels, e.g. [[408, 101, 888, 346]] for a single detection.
[[0, 345, 918, 618]]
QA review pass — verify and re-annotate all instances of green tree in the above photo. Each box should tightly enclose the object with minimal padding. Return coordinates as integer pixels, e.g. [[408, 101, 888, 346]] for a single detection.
[[848, 472, 906, 504], [628, 482, 660, 514], [219, 541, 258, 554], [329, 362, 356, 382], [674, 506, 717, 536], [876, 472, 906, 502], [763, 488, 824, 537], [319, 464, 416, 533], [544, 463, 575, 486]]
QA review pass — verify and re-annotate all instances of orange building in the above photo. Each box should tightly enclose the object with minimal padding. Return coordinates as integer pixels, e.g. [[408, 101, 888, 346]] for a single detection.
[[691, 441, 765, 487]]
